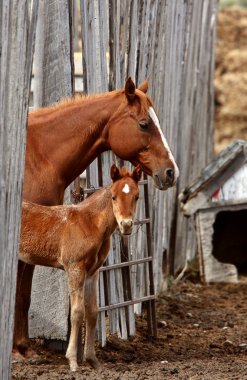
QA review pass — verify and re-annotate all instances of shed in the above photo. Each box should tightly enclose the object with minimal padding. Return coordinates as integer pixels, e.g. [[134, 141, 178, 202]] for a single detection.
[[179, 140, 247, 283]]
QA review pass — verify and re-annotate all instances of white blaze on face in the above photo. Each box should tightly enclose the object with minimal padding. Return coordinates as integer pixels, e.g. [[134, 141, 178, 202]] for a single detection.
[[148, 107, 179, 180], [122, 183, 130, 194]]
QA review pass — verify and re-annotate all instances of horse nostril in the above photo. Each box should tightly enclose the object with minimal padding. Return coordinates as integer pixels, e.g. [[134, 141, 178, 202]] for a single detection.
[[166, 169, 174, 183]]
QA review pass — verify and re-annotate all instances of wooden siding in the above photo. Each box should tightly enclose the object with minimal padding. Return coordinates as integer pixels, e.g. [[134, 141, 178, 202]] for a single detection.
[[29, 0, 74, 341], [0, 1, 38, 378]]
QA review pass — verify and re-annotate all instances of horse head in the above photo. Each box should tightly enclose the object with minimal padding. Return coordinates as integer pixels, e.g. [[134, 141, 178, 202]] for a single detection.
[[110, 163, 142, 235], [107, 78, 179, 190]]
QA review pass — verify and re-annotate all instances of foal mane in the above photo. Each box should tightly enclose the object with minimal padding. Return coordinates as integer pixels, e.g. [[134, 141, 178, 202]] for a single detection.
[[117, 167, 132, 178], [75, 167, 134, 210]]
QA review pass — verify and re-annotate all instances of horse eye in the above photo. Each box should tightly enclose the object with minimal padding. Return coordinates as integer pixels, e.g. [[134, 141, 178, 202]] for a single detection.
[[136, 196, 139, 201], [139, 121, 148, 129], [112, 196, 116, 201]]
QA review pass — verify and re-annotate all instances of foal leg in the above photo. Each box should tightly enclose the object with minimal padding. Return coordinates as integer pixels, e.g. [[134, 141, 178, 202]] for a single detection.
[[83, 270, 100, 369], [83, 240, 110, 368], [13, 261, 35, 357], [66, 268, 85, 372]]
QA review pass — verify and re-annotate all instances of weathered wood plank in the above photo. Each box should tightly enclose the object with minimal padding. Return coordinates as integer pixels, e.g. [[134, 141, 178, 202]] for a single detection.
[[0, 1, 38, 377], [196, 208, 238, 283], [30, 0, 73, 341]]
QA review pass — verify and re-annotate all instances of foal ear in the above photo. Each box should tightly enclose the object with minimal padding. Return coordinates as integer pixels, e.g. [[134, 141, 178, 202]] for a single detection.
[[110, 164, 121, 182], [125, 77, 136, 102], [138, 79, 148, 94], [132, 165, 142, 183]]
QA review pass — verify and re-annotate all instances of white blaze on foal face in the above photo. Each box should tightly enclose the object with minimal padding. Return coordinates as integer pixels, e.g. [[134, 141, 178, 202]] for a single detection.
[[111, 178, 139, 235], [148, 107, 179, 181], [122, 183, 130, 194]]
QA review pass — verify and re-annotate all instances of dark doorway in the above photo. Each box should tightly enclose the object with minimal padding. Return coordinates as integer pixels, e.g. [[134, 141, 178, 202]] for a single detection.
[[212, 210, 247, 274]]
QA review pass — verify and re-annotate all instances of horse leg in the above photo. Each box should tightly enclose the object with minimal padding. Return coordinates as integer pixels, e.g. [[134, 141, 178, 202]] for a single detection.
[[83, 240, 110, 368], [13, 261, 35, 357], [83, 270, 100, 369], [66, 268, 85, 372]]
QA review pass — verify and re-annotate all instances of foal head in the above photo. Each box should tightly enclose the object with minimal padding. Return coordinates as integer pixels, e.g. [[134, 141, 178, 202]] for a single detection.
[[110, 164, 142, 235], [107, 78, 179, 190]]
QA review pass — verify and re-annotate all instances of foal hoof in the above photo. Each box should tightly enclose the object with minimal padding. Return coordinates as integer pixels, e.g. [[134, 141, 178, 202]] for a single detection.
[[70, 363, 79, 372], [12, 350, 25, 364], [85, 357, 101, 370], [24, 347, 40, 359]]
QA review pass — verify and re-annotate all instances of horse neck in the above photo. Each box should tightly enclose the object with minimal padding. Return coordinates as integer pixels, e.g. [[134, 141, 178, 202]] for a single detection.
[[79, 186, 117, 237], [29, 91, 123, 187]]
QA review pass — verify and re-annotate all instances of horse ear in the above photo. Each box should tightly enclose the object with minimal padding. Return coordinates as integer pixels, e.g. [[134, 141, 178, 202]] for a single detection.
[[125, 77, 136, 102], [132, 165, 142, 182], [138, 79, 148, 94], [110, 164, 121, 181]]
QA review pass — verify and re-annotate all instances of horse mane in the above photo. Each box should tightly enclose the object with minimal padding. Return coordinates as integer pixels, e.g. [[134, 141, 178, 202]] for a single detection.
[[29, 90, 123, 117], [29, 88, 149, 119]]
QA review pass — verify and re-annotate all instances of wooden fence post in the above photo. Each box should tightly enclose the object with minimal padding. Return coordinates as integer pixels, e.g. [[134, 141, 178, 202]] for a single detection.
[[0, 1, 38, 378], [29, 0, 74, 343]]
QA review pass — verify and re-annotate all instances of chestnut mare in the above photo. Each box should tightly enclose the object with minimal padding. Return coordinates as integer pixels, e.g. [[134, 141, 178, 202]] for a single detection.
[[14, 78, 179, 357], [19, 164, 141, 371]]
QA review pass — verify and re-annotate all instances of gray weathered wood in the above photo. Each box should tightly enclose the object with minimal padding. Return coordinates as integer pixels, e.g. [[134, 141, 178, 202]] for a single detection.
[[145, 0, 218, 279], [196, 207, 239, 283], [30, 0, 73, 341], [0, 1, 38, 378], [170, 0, 218, 273], [179, 140, 247, 215]]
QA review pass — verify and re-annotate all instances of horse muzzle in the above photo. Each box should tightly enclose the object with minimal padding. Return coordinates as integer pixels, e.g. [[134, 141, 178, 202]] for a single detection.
[[153, 167, 179, 190], [119, 219, 133, 235]]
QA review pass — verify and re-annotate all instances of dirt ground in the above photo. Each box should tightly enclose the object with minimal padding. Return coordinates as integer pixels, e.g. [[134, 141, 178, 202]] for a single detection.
[[12, 280, 247, 380]]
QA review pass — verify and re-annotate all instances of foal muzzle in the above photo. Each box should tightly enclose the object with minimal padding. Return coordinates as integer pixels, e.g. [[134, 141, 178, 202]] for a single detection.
[[119, 219, 133, 235]]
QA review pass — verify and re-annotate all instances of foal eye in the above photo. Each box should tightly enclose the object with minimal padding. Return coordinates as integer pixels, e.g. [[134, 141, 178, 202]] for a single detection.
[[139, 121, 148, 129], [112, 196, 116, 201]]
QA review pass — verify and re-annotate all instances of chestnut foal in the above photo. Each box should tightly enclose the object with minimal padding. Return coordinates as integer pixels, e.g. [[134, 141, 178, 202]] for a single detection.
[[19, 164, 141, 371]]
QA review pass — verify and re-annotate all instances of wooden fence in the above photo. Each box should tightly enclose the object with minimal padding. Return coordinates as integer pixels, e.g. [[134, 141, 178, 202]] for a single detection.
[[29, 0, 218, 346], [0, 1, 38, 378]]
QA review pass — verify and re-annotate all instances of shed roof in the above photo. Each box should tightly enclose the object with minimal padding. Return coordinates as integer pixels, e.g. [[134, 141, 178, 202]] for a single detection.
[[179, 140, 247, 215]]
